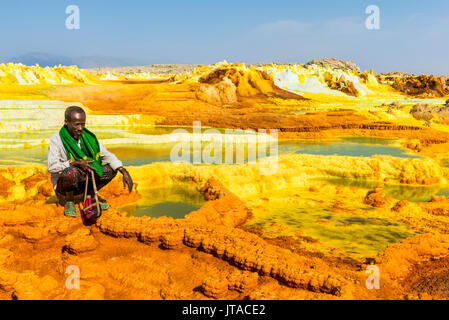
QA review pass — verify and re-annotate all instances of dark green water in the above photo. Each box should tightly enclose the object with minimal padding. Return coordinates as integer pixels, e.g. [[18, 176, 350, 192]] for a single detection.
[[118, 185, 205, 219]]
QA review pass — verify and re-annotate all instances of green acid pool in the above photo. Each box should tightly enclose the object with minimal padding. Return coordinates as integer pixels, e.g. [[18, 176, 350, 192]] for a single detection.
[[245, 190, 415, 259], [118, 184, 205, 219]]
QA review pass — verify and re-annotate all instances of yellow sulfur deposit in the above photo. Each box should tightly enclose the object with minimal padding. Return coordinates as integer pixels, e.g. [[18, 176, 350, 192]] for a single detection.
[[0, 63, 98, 85]]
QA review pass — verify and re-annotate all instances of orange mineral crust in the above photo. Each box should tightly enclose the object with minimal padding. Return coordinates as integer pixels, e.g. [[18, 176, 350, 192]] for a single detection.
[[0, 163, 449, 300], [0, 171, 345, 299]]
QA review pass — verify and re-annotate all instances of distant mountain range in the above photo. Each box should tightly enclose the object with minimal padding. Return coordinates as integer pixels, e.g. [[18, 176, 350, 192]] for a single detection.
[[4, 52, 146, 68]]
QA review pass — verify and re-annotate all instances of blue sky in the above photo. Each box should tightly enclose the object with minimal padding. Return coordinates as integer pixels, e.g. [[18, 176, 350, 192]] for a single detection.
[[0, 0, 449, 74]]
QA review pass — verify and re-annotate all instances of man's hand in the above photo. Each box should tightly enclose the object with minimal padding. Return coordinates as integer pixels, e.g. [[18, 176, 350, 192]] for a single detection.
[[71, 159, 95, 173], [118, 167, 133, 193]]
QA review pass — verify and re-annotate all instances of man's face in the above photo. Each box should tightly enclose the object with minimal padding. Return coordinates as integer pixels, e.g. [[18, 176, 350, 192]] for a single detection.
[[65, 111, 86, 140]]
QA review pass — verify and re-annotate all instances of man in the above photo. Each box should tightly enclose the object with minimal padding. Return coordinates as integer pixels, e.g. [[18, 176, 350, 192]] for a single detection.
[[47, 106, 133, 217]]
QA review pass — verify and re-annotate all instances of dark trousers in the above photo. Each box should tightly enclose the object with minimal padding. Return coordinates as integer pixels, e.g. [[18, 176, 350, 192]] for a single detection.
[[56, 164, 117, 201]]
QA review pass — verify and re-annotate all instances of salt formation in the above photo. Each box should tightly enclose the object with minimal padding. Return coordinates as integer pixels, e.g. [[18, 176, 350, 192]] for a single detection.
[[98, 72, 120, 81], [264, 64, 377, 97], [196, 77, 237, 106], [6, 60, 449, 100], [97, 71, 170, 81], [389, 75, 449, 97], [0, 63, 97, 85], [304, 58, 361, 72], [178, 61, 378, 98], [0, 60, 386, 98]]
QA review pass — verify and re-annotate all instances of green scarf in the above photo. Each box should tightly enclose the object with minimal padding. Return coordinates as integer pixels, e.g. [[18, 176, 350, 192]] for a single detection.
[[59, 126, 103, 176]]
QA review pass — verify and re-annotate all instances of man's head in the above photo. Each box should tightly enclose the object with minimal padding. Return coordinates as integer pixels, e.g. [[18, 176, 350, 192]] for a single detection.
[[64, 106, 86, 141]]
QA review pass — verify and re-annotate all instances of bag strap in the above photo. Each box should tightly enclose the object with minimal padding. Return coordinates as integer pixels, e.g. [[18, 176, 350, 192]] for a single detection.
[[90, 170, 101, 214], [82, 170, 101, 215], [83, 170, 89, 204]]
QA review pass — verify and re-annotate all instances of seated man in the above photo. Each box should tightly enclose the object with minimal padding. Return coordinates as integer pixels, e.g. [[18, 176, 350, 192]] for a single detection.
[[47, 106, 133, 217]]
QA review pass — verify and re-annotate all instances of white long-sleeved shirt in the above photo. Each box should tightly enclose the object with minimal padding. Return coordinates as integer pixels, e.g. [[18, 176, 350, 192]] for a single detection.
[[47, 132, 123, 190]]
